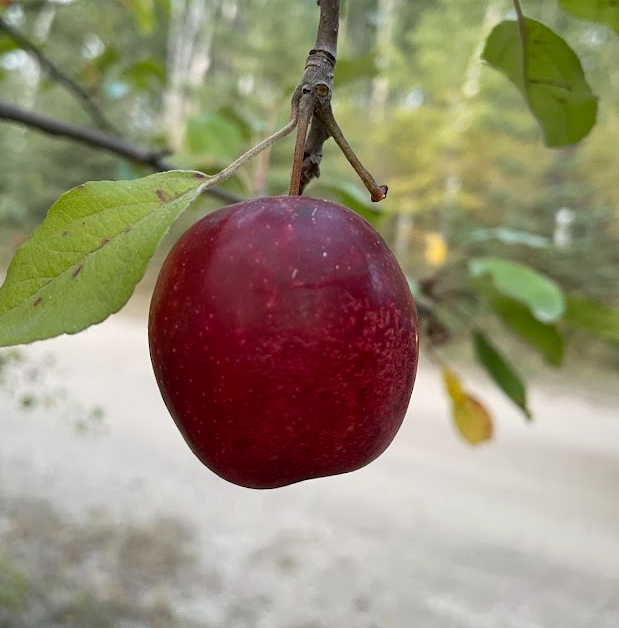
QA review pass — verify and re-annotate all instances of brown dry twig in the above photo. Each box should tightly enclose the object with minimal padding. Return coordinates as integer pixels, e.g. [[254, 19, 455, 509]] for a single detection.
[[0, 98, 242, 204], [0, 15, 118, 132], [288, 0, 388, 202]]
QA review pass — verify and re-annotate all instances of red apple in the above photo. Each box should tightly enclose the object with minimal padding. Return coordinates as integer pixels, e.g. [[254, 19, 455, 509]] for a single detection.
[[148, 196, 418, 489]]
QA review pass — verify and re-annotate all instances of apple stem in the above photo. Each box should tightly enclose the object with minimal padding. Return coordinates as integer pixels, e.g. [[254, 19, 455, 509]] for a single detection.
[[196, 0, 387, 206], [220, 117, 297, 180], [316, 103, 388, 202], [286, 0, 388, 203], [285, 1, 339, 198], [289, 93, 314, 195], [201, 90, 301, 194]]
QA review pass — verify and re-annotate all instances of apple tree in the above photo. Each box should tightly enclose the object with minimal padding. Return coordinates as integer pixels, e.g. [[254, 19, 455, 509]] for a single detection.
[[0, 0, 618, 486]]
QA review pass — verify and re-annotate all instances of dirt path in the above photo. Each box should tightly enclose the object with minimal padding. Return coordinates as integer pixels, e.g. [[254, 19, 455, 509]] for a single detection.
[[1, 313, 618, 627]]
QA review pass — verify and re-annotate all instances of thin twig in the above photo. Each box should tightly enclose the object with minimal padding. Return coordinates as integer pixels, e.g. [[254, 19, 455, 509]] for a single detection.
[[288, 93, 313, 195], [286, 0, 340, 194], [314, 0, 340, 61], [0, 98, 241, 203], [0, 16, 119, 133], [289, 0, 387, 202], [212, 104, 299, 186], [0, 99, 163, 163], [424, 342, 447, 368], [316, 103, 388, 202], [512, 0, 529, 96], [299, 116, 330, 193]]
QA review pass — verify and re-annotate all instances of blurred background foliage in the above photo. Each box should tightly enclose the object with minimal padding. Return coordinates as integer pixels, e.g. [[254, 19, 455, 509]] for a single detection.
[[0, 0, 618, 439]]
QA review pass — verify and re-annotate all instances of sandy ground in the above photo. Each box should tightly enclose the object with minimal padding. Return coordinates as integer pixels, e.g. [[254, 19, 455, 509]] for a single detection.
[[1, 310, 618, 627]]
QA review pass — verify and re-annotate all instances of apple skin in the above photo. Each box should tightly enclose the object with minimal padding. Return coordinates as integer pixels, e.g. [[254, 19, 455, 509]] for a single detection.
[[148, 196, 418, 489]]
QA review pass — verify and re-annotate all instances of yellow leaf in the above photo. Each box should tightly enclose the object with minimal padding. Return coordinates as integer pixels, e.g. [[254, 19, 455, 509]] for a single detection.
[[442, 367, 465, 404], [425, 232, 448, 267], [453, 394, 493, 445]]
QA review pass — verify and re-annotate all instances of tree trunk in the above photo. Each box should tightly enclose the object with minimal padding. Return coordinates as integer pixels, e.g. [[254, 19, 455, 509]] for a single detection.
[[440, 0, 501, 237], [162, 0, 221, 149], [369, 0, 398, 121]]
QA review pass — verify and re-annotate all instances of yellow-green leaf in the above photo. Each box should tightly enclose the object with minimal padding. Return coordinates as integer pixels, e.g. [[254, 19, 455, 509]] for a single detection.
[[0, 171, 207, 347], [564, 294, 619, 344], [442, 367, 466, 404], [559, 0, 619, 34], [116, 0, 155, 34], [425, 232, 448, 267], [453, 394, 494, 445]]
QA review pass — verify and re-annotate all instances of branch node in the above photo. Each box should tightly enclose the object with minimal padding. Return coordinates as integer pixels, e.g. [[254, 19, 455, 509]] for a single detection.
[[371, 185, 389, 203]]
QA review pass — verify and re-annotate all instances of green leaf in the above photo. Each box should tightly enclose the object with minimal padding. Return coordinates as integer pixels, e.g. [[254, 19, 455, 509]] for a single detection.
[[490, 295, 564, 366], [185, 113, 244, 164], [564, 295, 619, 344], [469, 257, 565, 323], [482, 19, 598, 147], [90, 46, 121, 76], [334, 53, 378, 88], [559, 0, 619, 34], [215, 105, 256, 141], [472, 330, 531, 420], [311, 181, 384, 228], [0, 37, 19, 56], [121, 58, 166, 91], [469, 227, 550, 249], [117, 0, 155, 34], [0, 171, 207, 347]]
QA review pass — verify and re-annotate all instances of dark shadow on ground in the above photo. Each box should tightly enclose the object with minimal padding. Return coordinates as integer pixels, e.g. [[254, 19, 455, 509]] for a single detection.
[[0, 494, 219, 628]]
